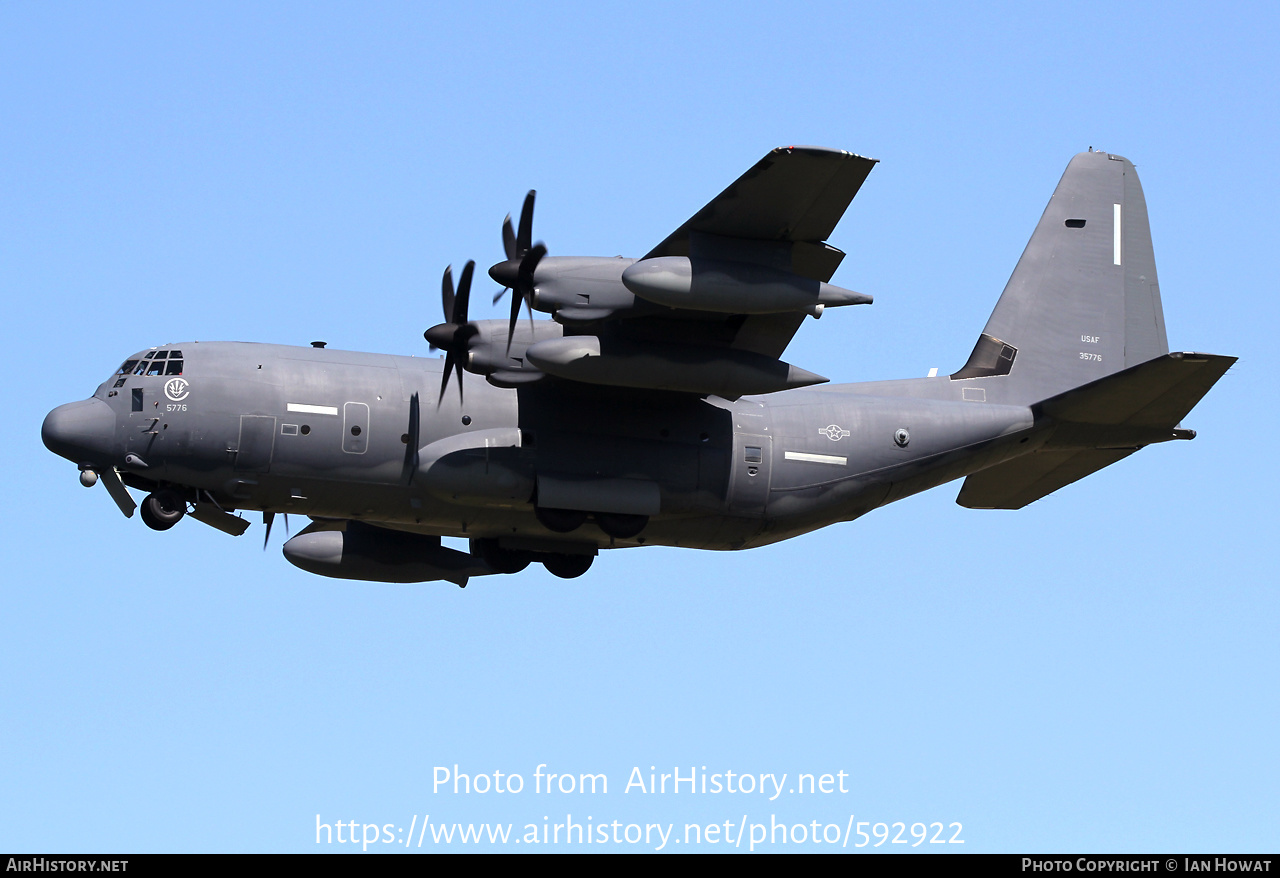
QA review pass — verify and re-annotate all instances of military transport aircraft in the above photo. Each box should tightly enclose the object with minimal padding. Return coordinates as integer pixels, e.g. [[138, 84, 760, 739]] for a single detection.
[[42, 146, 1234, 586]]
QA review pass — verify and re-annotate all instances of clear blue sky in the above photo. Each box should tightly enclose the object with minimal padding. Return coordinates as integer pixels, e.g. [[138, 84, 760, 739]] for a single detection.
[[3, 1, 1275, 853]]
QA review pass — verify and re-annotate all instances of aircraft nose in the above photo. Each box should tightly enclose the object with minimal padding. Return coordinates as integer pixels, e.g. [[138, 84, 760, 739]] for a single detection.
[[42, 398, 117, 463]]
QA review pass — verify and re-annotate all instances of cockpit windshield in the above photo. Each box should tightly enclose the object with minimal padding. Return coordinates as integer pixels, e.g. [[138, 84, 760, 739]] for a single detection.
[[112, 349, 184, 386]]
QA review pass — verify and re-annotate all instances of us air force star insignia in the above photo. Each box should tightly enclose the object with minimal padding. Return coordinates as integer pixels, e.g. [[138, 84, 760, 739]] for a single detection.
[[819, 424, 850, 441], [164, 377, 190, 402]]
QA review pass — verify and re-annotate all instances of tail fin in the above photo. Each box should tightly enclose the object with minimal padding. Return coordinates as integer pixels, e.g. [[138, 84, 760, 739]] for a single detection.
[[954, 151, 1168, 404]]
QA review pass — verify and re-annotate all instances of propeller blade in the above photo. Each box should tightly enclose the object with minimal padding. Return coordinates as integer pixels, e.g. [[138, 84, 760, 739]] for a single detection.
[[438, 350, 458, 405], [507, 242, 546, 353], [517, 190, 536, 256], [436, 336, 474, 405], [454, 260, 475, 325], [283, 513, 290, 536], [502, 213, 517, 261], [507, 281, 523, 354], [452, 354, 465, 404], [263, 511, 274, 550], [441, 264, 455, 326], [401, 392, 420, 484], [518, 242, 546, 287]]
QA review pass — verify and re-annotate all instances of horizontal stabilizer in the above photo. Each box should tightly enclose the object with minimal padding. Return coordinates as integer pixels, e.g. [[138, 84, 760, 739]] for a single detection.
[[958, 351, 1235, 509], [1037, 351, 1235, 429], [957, 448, 1136, 510]]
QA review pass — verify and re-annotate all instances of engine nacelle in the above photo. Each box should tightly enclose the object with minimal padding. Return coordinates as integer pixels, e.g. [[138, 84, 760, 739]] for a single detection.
[[621, 256, 871, 315], [460, 319, 564, 376]]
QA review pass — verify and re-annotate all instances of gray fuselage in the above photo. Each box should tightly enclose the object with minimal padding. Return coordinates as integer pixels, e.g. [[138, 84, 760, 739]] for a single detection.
[[52, 337, 1036, 553]]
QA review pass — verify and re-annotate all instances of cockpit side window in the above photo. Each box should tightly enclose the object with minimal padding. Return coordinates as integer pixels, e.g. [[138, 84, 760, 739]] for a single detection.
[[117, 360, 140, 375]]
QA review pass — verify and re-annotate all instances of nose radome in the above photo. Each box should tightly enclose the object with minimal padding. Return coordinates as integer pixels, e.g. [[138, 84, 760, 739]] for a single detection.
[[42, 398, 116, 463]]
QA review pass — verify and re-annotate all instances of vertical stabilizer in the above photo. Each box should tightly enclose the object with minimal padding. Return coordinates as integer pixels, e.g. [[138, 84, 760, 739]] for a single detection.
[[956, 151, 1169, 404]]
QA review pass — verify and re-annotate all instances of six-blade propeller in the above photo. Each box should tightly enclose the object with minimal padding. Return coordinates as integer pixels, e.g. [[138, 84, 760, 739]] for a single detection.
[[489, 190, 546, 352], [424, 261, 479, 404]]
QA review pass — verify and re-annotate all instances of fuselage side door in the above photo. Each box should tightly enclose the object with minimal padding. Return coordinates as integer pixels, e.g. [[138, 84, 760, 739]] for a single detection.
[[235, 415, 276, 472]]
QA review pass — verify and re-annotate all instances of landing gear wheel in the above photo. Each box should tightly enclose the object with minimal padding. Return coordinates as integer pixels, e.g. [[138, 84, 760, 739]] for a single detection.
[[469, 538, 531, 574], [140, 490, 186, 531], [535, 506, 587, 534], [596, 512, 648, 539], [542, 553, 594, 579]]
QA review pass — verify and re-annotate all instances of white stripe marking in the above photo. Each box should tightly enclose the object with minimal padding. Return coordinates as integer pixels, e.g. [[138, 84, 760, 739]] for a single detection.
[[785, 451, 847, 466], [1113, 203, 1122, 265], [287, 403, 339, 416]]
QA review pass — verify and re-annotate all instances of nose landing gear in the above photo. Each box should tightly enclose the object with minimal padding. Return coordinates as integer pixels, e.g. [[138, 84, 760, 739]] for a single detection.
[[140, 489, 186, 531]]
